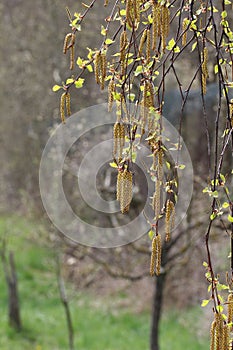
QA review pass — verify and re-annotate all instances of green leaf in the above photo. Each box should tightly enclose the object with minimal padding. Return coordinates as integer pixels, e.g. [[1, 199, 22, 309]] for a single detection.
[[74, 78, 85, 89], [101, 25, 107, 36], [52, 85, 62, 92], [105, 38, 115, 45], [222, 202, 229, 208], [167, 38, 176, 50], [109, 162, 118, 168], [214, 64, 218, 74], [210, 212, 217, 221], [228, 214, 233, 223], [191, 42, 197, 52], [127, 93, 135, 102], [148, 229, 154, 240], [221, 10, 227, 19], [66, 78, 74, 84], [134, 65, 143, 76], [201, 299, 210, 307], [86, 64, 93, 72], [76, 57, 83, 67]]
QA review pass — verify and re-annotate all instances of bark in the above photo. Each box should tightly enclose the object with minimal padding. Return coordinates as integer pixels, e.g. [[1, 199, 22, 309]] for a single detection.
[[150, 272, 167, 350]]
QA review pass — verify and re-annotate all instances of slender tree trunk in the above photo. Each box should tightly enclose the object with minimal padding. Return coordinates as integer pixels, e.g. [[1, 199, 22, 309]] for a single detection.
[[150, 271, 167, 350], [8, 252, 21, 331]]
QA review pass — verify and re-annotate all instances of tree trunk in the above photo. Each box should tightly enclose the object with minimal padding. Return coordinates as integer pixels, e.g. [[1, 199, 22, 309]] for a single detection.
[[150, 271, 167, 350]]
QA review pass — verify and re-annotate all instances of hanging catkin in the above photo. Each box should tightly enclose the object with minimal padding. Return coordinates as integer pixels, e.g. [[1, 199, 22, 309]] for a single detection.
[[116, 169, 133, 214], [156, 233, 161, 276], [161, 5, 170, 52], [60, 93, 66, 123], [201, 46, 208, 95], [108, 79, 115, 112], [113, 122, 125, 160], [120, 30, 127, 76], [182, 19, 187, 46], [227, 293, 233, 324], [165, 199, 175, 242], [94, 51, 101, 85], [138, 29, 148, 57], [150, 236, 157, 276], [152, 3, 160, 50]]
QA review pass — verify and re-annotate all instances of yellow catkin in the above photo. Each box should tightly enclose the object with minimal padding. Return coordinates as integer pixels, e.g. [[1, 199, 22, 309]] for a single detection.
[[133, 0, 140, 23], [63, 33, 72, 54], [201, 47, 208, 95], [113, 122, 125, 160], [138, 28, 148, 57], [94, 51, 101, 85], [210, 320, 216, 350], [150, 236, 157, 276], [228, 293, 233, 324], [126, 0, 134, 28], [70, 45, 74, 70], [146, 28, 151, 63], [156, 233, 162, 276], [100, 52, 107, 90], [165, 199, 175, 242], [215, 312, 224, 350], [230, 99, 233, 122], [65, 93, 71, 117], [157, 148, 163, 182], [120, 30, 127, 76], [223, 324, 229, 350], [152, 180, 161, 221], [182, 19, 187, 46], [116, 171, 123, 201], [161, 5, 170, 52], [117, 169, 133, 214], [152, 3, 160, 50], [60, 93, 66, 123], [108, 79, 115, 112]]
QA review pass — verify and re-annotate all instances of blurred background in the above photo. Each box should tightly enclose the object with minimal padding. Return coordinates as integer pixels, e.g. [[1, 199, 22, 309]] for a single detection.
[[0, 0, 231, 349]]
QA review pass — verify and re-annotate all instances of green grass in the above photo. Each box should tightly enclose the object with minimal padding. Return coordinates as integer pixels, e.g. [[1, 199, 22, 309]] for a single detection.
[[0, 215, 209, 350]]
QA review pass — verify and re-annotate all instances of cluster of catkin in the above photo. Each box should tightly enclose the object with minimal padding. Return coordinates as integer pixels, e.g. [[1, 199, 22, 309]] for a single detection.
[[210, 311, 230, 350], [60, 92, 71, 123], [63, 33, 75, 70], [94, 50, 107, 90], [126, 0, 140, 28], [201, 46, 208, 95], [165, 199, 175, 242], [150, 234, 162, 276], [116, 168, 133, 213], [151, 2, 170, 52], [113, 122, 125, 161]]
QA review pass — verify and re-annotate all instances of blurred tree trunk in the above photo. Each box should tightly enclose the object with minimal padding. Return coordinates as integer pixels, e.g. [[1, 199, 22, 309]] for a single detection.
[[150, 272, 167, 350], [1, 245, 21, 331]]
